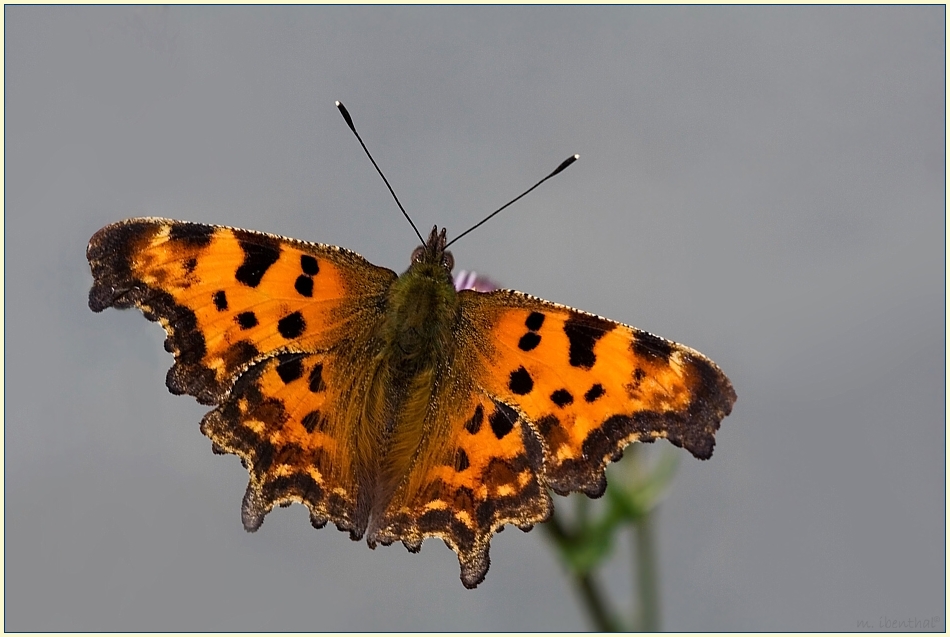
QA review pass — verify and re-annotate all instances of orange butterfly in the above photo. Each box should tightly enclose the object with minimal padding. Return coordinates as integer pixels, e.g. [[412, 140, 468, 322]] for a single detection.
[[86, 108, 735, 588]]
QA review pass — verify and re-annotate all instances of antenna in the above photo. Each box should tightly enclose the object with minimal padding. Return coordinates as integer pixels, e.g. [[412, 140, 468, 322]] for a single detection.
[[445, 154, 579, 248], [335, 101, 424, 244]]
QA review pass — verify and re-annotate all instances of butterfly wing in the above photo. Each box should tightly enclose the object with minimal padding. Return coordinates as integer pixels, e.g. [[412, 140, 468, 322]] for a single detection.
[[370, 389, 553, 588], [466, 289, 736, 495], [372, 287, 735, 587], [88, 217, 395, 403], [87, 217, 397, 535]]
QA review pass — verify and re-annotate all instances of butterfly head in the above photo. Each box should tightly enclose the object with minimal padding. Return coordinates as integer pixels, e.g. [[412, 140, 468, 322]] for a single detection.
[[411, 225, 455, 273]]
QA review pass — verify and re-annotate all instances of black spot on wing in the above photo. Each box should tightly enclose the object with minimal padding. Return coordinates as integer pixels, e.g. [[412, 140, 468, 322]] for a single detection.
[[222, 340, 260, 374], [464, 405, 484, 435], [300, 255, 319, 275], [508, 366, 534, 395], [213, 290, 228, 311], [489, 403, 517, 439], [584, 383, 605, 403], [276, 357, 304, 384], [277, 311, 306, 339], [183, 257, 198, 274], [454, 449, 470, 472], [308, 363, 325, 393], [236, 311, 258, 330], [294, 275, 314, 297], [518, 332, 541, 351], [234, 233, 281, 288], [301, 410, 322, 433], [563, 313, 614, 369], [519, 415, 546, 471], [525, 312, 545, 331], [169, 223, 214, 247], [632, 329, 673, 362], [551, 389, 574, 407]]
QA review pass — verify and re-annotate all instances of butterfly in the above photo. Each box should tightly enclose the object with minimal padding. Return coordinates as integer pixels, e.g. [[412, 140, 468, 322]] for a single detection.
[[87, 217, 735, 588], [86, 105, 734, 588]]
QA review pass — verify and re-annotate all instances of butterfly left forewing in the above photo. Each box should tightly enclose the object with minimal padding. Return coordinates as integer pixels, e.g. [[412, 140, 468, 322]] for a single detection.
[[87, 217, 396, 404]]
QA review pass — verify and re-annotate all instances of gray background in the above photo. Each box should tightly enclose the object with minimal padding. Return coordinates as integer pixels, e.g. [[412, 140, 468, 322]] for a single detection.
[[6, 6, 944, 631]]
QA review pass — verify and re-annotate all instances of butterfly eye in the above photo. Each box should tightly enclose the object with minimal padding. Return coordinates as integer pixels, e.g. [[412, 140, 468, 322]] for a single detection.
[[442, 250, 454, 272], [411, 246, 426, 263]]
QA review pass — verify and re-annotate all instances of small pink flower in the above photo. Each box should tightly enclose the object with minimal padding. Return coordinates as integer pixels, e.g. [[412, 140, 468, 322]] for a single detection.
[[453, 270, 500, 293]]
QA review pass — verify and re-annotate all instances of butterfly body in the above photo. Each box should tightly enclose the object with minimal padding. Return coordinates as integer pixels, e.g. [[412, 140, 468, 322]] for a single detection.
[[87, 217, 735, 588], [358, 226, 460, 533]]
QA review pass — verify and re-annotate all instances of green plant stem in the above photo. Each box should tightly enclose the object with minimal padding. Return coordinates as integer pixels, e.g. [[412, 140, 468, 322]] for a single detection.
[[633, 512, 660, 631], [543, 510, 621, 632], [576, 569, 621, 632], [543, 446, 674, 631]]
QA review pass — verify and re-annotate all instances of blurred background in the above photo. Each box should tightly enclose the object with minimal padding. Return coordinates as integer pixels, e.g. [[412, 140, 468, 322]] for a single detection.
[[5, 6, 944, 631]]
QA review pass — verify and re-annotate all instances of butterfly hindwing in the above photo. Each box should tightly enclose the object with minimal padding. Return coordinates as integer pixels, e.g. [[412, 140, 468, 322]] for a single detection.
[[200, 351, 368, 535], [372, 391, 553, 588]]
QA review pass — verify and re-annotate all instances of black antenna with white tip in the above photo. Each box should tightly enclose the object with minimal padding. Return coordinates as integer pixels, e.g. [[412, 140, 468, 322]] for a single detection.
[[336, 101, 579, 248], [336, 101, 425, 244], [445, 154, 579, 248]]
